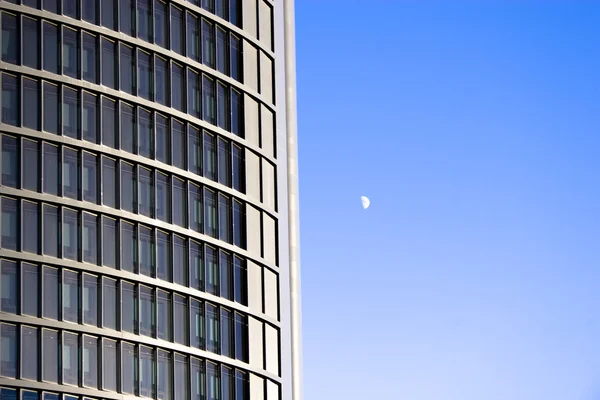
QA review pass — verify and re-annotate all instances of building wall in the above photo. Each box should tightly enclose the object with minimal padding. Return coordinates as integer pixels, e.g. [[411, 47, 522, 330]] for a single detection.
[[0, 0, 291, 399]]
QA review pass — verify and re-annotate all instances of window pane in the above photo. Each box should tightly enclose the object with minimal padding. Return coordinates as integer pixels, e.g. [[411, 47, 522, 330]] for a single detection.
[[42, 329, 58, 382], [156, 56, 168, 106], [21, 326, 38, 380], [171, 6, 183, 54], [234, 371, 248, 400], [204, 189, 217, 239], [217, 83, 230, 131], [173, 120, 185, 169], [222, 366, 233, 400], [63, 27, 78, 78], [103, 339, 118, 391], [234, 313, 248, 362], [172, 64, 184, 111], [1, 197, 17, 251], [220, 309, 233, 358], [138, 50, 152, 100], [121, 221, 136, 272], [120, 45, 135, 94], [102, 216, 117, 268], [63, 147, 79, 199], [172, 178, 185, 228], [101, 38, 116, 89], [202, 0, 214, 13], [234, 256, 247, 305], [230, 35, 241, 81], [83, 92, 98, 142], [139, 226, 154, 277], [202, 20, 215, 68], [202, 76, 216, 124], [206, 362, 219, 400], [232, 145, 244, 192], [82, 0, 96, 23], [203, 133, 216, 180], [140, 346, 156, 398], [43, 143, 59, 195], [102, 277, 117, 329], [121, 162, 136, 212], [174, 294, 187, 345], [230, 0, 240, 26], [22, 391, 37, 400], [206, 246, 218, 295], [101, 0, 116, 29], [22, 263, 39, 316], [62, 209, 79, 261], [139, 166, 154, 218], [218, 138, 230, 186], [188, 126, 201, 176], [1, 135, 17, 188], [138, 109, 153, 159], [43, 23, 59, 73], [156, 113, 170, 163], [186, 13, 199, 61], [191, 358, 206, 400], [1, 74, 18, 126], [175, 354, 189, 400], [23, 201, 39, 254], [83, 336, 98, 388], [137, 0, 152, 41], [191, 300, 204, 349], [23, 139, 39, 192], [173, 236, 187, 286], [217, 28, 229, 75], [190, 183, 202, 233], [121, 342, 137, 394], [156, 172, 170, 222], [1, 14, 17, 64], [82, 33, 97, 83], [120, 0, 134, 36], [190, 240, 203, 292], [62, 332, 78, 385], [63, 0, 77, 18], [216, 0, 228, 21], [231, 89, 242, 137], [62, 87, 79, 138], [83, 152, 97, 203], [83, 214, 98, 264], [206, 304, 220, 353], [43, 205, 59, 257], [155, 0, 167, 47], [43, 266, 59, 319], [188, 70, 201, 119], [23, 17, 40, 68], [102, 156, 117, 207], [157, 231, 170, 281], [122, 281, 137, 333], [83, 273, 98, 324], [156, 289, 170, 340], [157, 350, 172, 400], [0, 260, 17, 313], [22, 80, 40, 131], [43, 83, 59, 133], [102, 97, 117, 148], [63, 269, 79, 322], [219, 250, 232, 300]]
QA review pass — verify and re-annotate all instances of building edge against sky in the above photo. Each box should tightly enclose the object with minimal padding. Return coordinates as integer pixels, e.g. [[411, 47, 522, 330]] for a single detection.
[[0, 0, 302, 399]]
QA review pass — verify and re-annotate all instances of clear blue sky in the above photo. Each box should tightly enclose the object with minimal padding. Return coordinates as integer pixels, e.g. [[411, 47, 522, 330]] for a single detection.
[[295, 1, 600, 399]]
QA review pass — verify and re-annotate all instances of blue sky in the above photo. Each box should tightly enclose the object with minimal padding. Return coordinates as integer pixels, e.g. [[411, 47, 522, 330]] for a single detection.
[[294, 1, 600, 399]]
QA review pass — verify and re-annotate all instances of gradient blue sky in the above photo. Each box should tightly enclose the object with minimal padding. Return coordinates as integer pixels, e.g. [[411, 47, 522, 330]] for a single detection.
[[294, 1, 600, 399]]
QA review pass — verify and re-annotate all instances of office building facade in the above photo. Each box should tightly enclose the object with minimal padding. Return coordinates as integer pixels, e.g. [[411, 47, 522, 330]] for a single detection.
[[0, 0, 301, 399]]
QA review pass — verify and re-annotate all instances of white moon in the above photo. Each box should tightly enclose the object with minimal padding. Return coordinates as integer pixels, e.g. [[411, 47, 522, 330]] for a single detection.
[[361, 196, 370, 210]]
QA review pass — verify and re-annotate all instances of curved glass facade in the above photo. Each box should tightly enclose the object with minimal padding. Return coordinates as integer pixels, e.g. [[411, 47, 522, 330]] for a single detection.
[[0, 0, 288, 399]]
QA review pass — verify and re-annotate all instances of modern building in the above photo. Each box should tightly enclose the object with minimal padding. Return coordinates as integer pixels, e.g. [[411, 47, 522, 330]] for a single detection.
[[0, 0, 301, 399]]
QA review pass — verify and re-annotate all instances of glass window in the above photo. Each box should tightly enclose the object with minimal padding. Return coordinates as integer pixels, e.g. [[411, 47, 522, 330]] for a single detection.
[[102, 156, 117, 207], [232, 145, 244, 192], [217, 28, 229, 75], [101, 38, 117, 89], [206, 304, 220, 353], [102, 97, 117, 148], [205, 189, 217, 238], [186, 13, 199, 61], [157, 230, 170, 281], [83, 92, 98, 142], [139, 226, 154, 277], [206, 362, 219, 400], [63, 27, 78, 78], [21, 326, 38, 380], [23, 201, 39, 254], [121, 221, 136, 273], [156, 113, 170, 163], [231, 89, 242, 137], [43, 204, 59, 257], [172, 63, 184, 111], [122, 281, 137, 333], [220, 250, 232, 300], [203, 132, 216, 180], [230, 0, 240, 27], [175, 354, 189, 400], [121, 342, 137, 394], [230, 35, 241, 82], [43, 266, 59, 319], [43, 143, 59, 195], [191, 299, 204, 349], [62, 331, 78, 385], [201, 20, 215, 68], [120, 0, 134, 36], [156, 289, 170, 340], [158, 350, 172, 400], [83, 273, 98, 324], [1, 197, 17, 251], [172, 178, 187, 228], [234, 313, 248, 362], [139, 166, 154, 218], [21, 80, 40, 132], [121, 161, 136, 212], [202, 76, 216, 124], [217, 83, 230, 131], [103, 339, 118, 391], [83, 213, 98, 264], [22, 391, 37, 400], [120, 44, 135, 94], [173, 120, 185, 169], [155, 0, 168, 48], [190, 183, 202, 233], [23, 17, 39, 69], [63, 147, 79, 199], [216, 0, 228, 20], [222, 366, 234, 400], [43, 22, 60, 74], [62, 87, 79, 138], [1, 135, 17, 188], [43, 83, 59, 133], [42, 329, 59, 382], [23, 139, 39, 192], [63, 0, 78, 18], [206, 245, 218, 295], [188, 69, 201, 119], [191, 357, 206, 399], [234, 256, 247, 305], [82, 0, 96, 23], [173, 235, 187, 286], [157, 172, 170, 222], [137, 0, 152, 41], [102, 277, 117, 329], [139, 346, 156, 398], [138, 50, 152, 100], [1, 74, 18, 126], [139, 108, 153, 157], [1, 13, 17, 64], [83, 336, 98, 388], [171, 6, 184, 54], [62, 269, 79, 322], [188, 125, 202, 175], [190, 240, 203, 290], [0, 260, 17, 313], [62, 208, 79, 261], [82, 33, 97, 83], [156, 56, 168, 106], [83, 152, 97, 203], [218, 138, 231, 186], [102, 216, 117, 268], [221, 309, 233, 358], [202, 0, 214, 13], [174, 294, 188, 346], [22, 263, 39, 316], [101, 0, 116, 29], [234, 371, 248, 400], [140, 285, 154, 337]]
